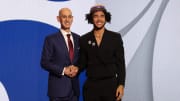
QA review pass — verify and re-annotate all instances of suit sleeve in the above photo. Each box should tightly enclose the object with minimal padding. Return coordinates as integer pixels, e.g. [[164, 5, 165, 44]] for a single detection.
[[115, 34, 126, 86], [40, 37, 63, 77]]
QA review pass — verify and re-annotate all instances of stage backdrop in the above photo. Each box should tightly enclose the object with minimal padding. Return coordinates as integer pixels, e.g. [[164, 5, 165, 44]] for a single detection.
[[0, 0, 180, 101]]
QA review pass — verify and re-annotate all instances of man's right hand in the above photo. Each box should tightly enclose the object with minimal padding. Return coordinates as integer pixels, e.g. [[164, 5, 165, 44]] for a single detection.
[[64, 66, 72, 77]]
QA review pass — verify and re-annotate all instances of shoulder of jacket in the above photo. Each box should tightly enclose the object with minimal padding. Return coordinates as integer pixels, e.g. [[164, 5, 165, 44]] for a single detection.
[[45, 32, 59, 40], [80, 32, 92, 39], [72, 32, 80, 37], [105, 29, 119, 35]]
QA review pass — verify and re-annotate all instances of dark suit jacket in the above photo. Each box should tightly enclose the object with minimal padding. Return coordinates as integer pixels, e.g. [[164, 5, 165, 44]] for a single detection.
[[41, 31, 80, 97], [78, 29, 126, 86]]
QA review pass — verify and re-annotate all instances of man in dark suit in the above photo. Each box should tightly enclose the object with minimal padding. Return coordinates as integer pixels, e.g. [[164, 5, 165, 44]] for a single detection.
[[40, 8, 80, 101], [75, 5, 126, 101]]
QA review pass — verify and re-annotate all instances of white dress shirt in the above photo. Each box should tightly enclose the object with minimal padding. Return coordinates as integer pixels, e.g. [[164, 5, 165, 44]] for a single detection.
[[60, 29, 74, 75], [60, 29, 74, 50]]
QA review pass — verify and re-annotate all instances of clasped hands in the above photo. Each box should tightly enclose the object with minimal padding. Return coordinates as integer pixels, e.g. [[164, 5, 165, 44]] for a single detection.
[[64, 65, 79, 78]]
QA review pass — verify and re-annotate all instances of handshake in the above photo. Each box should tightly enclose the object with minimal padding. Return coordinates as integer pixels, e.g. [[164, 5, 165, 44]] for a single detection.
[[64, 65, 79, 78]]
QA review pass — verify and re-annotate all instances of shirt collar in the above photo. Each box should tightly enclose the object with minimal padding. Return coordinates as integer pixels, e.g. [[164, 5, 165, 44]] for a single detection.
[[60, 29, 71, 36]]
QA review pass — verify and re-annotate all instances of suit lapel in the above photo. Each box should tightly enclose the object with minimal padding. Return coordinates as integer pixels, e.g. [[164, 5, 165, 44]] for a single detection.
[[91, 29, 108, 49], [71, 33, 79, 63], [93, 30, 109, 64], [57, 32, 70, 61], [89, 31, 99, 49], [98, 30, 108, 49]]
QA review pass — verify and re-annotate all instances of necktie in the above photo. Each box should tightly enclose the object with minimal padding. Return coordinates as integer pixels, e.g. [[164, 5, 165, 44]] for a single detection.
[[67, 34, 74, 62]]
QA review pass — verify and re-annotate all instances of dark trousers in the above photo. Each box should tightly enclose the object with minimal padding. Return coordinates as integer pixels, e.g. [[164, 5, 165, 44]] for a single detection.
[[83, 77, 118, 101], [49, 96, 78, 101], [49, 91, 78, 101]]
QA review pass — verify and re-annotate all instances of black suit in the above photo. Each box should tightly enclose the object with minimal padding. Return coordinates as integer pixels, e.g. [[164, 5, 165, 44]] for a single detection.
[[78, 29, 126, 101], [40, 31, 80, 100]]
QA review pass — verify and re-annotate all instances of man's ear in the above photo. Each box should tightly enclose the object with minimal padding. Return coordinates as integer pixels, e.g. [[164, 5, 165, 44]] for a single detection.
[[57, 16, 60, 22]]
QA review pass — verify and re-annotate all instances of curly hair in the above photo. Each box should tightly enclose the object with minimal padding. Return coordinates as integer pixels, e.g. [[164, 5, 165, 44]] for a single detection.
[[85, 5, 111, 24]]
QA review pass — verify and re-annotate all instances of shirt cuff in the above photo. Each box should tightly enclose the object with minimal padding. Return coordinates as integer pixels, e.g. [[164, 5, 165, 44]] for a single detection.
[[62, 67, 66, 75]]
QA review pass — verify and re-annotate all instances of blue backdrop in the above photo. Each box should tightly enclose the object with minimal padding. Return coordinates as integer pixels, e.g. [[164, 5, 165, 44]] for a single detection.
[[0, 20, 87, 101]]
